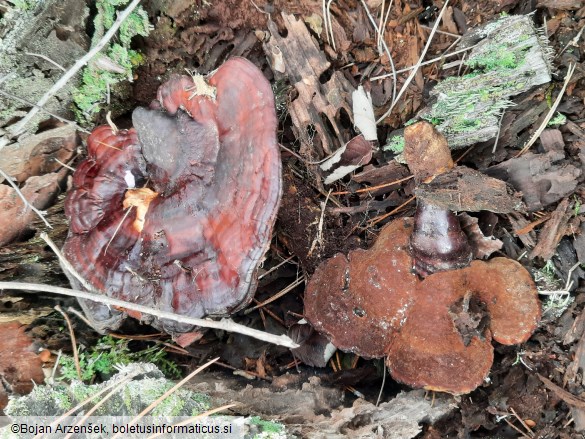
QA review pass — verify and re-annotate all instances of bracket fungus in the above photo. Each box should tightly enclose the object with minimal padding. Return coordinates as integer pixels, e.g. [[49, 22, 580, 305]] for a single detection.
[[63, 58, 281, 337], [305, 122, 540, 394]]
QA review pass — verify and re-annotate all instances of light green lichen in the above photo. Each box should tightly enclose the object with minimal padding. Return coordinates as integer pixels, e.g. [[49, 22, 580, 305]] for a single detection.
[[547, 112, 567, 127], [5, 364, 211, 418], [383, 135, 405, 154]]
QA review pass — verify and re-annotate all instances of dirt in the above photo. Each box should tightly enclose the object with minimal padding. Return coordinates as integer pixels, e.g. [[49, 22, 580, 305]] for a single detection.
[[1, 0, 585, 437]]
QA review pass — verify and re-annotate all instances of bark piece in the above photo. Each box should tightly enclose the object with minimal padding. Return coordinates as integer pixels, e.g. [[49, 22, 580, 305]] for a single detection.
[[0, 125, 77, 184], [460, 213, 504, 259], [0, 170, 65, 246], [486, 152, 581, 211], [264, 13, 354, 157], [416, 167, 524, 213], [0, 322, 45, 410]]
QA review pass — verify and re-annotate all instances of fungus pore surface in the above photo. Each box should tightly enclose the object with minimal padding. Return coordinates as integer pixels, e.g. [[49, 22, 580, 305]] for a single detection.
[[63, 58, 281, 335]]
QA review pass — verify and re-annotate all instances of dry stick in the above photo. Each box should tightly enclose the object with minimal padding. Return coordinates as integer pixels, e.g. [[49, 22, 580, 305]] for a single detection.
[[8, 0, 143, 136], [146, 403, 239, 439], [0, 89, 90, 134], [65, 377, 137, 439], [515, 63, 576, 157], [370, 195, 416, 226], [110, 357, 220, 439], [0, 281, 299, 348], [54, 305, 82, 381], [24, 52, 66, 71], [244, 276, 306, 314], [40, 232, 94, 292], [0, 167, 52, 229], [376, 0, 450, 124], [365, 44, 478, 81], [359, 0, 397, 106], [331, 174, 413, 195]]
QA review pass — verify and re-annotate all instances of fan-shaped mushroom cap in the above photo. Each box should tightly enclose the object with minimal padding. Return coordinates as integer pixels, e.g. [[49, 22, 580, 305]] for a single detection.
[[63, 58, 281, 335]]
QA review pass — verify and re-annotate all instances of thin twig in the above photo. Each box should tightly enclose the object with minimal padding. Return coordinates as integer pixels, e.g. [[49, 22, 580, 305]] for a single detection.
[[258, 255, 296, 280], [67, 306, 95, 327], [331, 174, 413, 195], [53, 158, 76, 172], [376, 362, 387, 406], [8, 0, 143, 136], [0, 167, 52, 229], [515, 63, 576, 157], [24, 52, 66, 71], [146, 403, 239, 439], [510, 406, 535, 437], [369, 195, 416, 226], [492, 109, 505, 153], [0, 281, 299, 348], [359, 0, 397, 106], [65, 377, 136, 439], [111, 357, 220, 439], [244, 276, 306, 314], [376, 0, 450, 124], [0, 89, 89, 134], [370, 46, 475, 81], [54, 305, 82, 381], [40, 232, 93, 291]]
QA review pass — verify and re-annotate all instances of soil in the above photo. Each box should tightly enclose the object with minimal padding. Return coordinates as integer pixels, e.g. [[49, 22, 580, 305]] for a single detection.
[[1, 0, 585, 437]]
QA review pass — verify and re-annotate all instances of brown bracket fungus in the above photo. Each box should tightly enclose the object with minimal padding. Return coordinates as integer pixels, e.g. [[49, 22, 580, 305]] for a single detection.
[[304, 122, 540, 394], [63, 58, 281, 338]]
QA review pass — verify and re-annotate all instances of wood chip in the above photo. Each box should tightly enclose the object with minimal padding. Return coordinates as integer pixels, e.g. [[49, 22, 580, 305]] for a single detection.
[[530, 198, 571, 260]]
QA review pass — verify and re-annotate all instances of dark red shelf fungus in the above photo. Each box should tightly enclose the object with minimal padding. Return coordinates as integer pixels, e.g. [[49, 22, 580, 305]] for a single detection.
[[63, 58, 281, 340], [304, 122, 541, 394]]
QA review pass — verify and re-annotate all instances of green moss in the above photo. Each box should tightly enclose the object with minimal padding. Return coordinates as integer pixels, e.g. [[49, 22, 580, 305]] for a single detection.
[[249, 416, 286, 438], [58, 336, 181, 383], [73, 0, 151, 124]]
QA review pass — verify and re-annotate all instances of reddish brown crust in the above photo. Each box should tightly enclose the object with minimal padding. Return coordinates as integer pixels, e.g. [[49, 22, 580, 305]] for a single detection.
[[304, 218, 418, 358], [305, 217, 541, 394], [63, 58, 281, 335]]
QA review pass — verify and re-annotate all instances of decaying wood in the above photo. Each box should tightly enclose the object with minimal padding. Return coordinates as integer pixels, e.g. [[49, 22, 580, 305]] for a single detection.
[[416, 167, 523, 213], [0, 0, 89, 135], [0, 321, 45, 409], [418, 15, 553, 149], [190, 373, 455, 439], [0, 198, 69, 286], [487, 151, 581, 212], [264, 13, 354, 158], [0, 125, 77, 183], [0, 169, 68, 246]]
